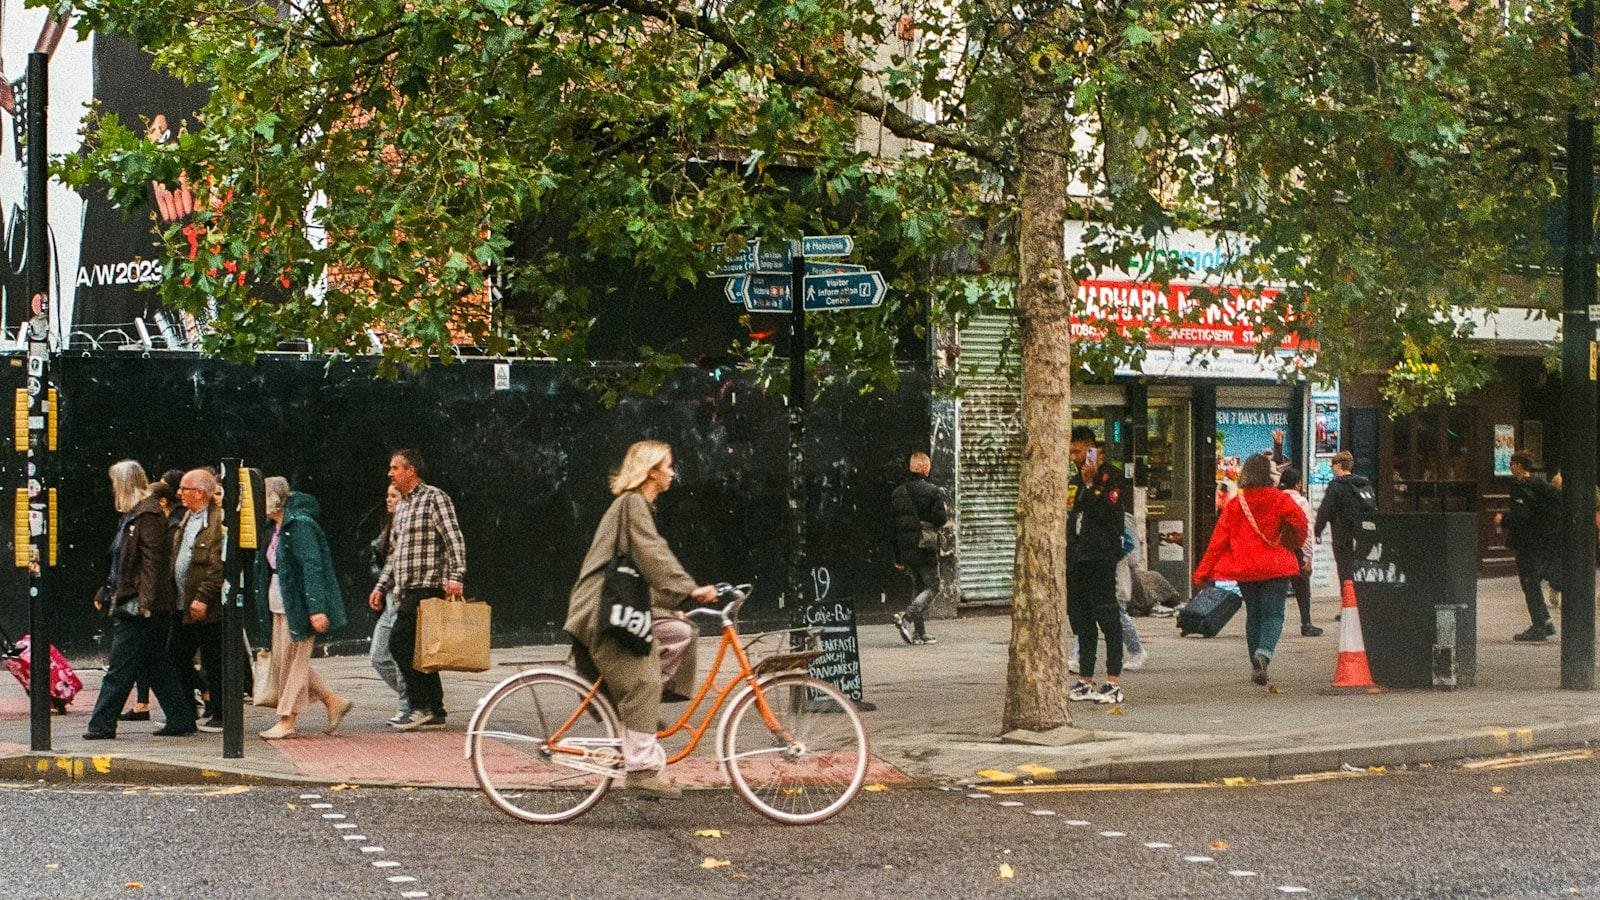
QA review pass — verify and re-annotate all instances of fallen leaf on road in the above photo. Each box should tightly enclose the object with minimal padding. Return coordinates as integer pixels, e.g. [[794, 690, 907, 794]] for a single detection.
[[329, 783, 355, 791], [1367, 766, 1388, 774], [695, 829, 724, 838], [125, 883, 143, 890], [285, 803, 300, 810], [1266, 684, 1281, 694], [863, 784, 889, 792], [1106, 706, 1124, 715], [1221, 777, 1247, 786], [780, 788, 804, 796], [700, 857, 731, 870], [1491, 786, 1506, 794], [44, 863, 58, 870], [976, 769, 1017, 782], [730, 873, 748, 880], [883, 865, 895, 870], [998, 863, 1015, 879], [1211, 841, 1230, 851]]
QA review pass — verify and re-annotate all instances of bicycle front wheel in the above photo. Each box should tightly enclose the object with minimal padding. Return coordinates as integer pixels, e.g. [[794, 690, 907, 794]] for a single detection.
[[722, 673, 869, 825], [468, 670, 620, 824]]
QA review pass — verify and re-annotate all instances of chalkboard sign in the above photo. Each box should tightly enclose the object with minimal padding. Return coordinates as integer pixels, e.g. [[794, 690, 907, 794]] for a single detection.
[[797, 566, 864, 703]]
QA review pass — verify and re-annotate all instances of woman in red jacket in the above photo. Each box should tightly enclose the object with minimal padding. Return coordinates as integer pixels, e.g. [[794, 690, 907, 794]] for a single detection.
[[1194, 453, 1309, 685]]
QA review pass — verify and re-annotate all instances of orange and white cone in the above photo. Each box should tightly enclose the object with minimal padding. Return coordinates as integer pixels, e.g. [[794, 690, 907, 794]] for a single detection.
[[1321, 578, 1384, 695]]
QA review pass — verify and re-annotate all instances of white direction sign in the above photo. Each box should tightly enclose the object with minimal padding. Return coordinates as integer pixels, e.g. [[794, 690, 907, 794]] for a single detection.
[[803, 271, 886, 311]]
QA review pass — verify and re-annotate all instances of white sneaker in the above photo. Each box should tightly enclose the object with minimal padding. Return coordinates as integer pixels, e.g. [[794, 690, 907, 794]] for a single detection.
[[1093, 683, 1125, 705], [1068, 681, 1097, 702], [1122, 649, 1148, 671], [392, 710, 439, 732], [1149, 604, 1177, 618], [1067, 655, 1080, 675]]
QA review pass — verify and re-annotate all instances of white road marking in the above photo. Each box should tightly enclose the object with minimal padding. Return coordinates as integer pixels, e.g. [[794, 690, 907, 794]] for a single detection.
[[322, 813, 346, 820], [1029, 809, 1056, 816], [311, 803, 333, 809], [388, 876, 418, 883], [998, 801, 1024, 807], [299, 793, 322, 799], [1184, 856, 1214, 863], [1143, 842, 1172, 849], [965, 793, 988, 799], [334, 823, 357, 830], [1277, 887, 1310, 894], [360, 846, 386, 854], [400, 892, 430, 898], [1099, 831, 1125, 838], [1064, 819, 1091, 826], [1229, 871, 1258, 878], [372, 861, 401, 869], [342, 835, 367, 841]]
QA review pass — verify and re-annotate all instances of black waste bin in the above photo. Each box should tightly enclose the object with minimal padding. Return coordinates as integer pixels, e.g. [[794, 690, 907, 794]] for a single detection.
[[1352, 512, 1478, 689]]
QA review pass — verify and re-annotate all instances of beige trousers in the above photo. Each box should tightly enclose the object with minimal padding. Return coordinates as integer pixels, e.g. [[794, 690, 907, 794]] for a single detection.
[[266, 613, 333, 719]]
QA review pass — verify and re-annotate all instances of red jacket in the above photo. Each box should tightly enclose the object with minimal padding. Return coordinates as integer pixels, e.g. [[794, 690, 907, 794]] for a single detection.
[[1194, 487, 1308, 586]]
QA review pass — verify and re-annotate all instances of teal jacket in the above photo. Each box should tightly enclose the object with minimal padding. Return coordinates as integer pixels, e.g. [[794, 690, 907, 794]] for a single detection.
[[254, 492, 347, 642]]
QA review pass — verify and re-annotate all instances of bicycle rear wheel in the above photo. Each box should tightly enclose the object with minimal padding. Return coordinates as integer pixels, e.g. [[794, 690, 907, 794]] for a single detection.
[[721, 673, 869, 825], [468, 670, 620, 824]]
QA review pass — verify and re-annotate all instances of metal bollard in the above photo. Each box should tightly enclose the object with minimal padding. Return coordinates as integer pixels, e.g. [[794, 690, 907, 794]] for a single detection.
[[1433, 604, 1468, 690]]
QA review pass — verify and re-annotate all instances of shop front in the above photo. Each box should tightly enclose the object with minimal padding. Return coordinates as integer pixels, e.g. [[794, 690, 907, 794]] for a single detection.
[[952, 223, 1312, 604]]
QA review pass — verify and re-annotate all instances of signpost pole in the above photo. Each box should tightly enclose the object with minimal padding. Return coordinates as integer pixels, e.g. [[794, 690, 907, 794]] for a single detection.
[[24, 50, 50, 751], [788, 244, 807, 614], [1561, 0, 1597, 690], [219, 459, 245, 758]]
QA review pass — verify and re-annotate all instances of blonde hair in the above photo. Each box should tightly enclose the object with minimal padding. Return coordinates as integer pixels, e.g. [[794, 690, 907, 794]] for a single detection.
[[610, 440, 672, 496], [264, 476, 290, 516], [109, 460, 150, 513]]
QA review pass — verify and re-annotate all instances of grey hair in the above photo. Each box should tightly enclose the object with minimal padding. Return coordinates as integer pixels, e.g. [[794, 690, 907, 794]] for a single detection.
[[264, 476, 290, 515], [109, 460, 150, 513]]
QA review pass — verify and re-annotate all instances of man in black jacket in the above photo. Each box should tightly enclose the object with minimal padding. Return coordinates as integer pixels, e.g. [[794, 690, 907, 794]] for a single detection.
[[1313, 451, 1375, 582], [1067, 426, 1128, 705], [1497, 452, 1562, 641], [889, 452, 948, 645]]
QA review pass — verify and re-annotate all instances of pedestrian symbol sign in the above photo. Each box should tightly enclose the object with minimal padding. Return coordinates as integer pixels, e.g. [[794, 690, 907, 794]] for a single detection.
[[802, 271, 886, 311]]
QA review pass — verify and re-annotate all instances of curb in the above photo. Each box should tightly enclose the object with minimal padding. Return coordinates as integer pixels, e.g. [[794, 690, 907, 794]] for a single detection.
[[965, 718, 1600, 787], [0, 752, 305, 787]]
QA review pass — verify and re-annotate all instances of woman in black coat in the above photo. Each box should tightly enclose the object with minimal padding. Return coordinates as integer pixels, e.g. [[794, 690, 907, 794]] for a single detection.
[[83, 461, 198, 739]]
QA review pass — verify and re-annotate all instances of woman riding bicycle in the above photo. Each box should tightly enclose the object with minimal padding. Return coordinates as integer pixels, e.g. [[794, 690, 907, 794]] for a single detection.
[[564, 440, 717, 800]]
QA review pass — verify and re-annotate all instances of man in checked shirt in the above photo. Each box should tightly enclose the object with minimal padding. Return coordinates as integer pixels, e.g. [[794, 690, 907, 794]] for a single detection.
[[367, 449, 467, 731]]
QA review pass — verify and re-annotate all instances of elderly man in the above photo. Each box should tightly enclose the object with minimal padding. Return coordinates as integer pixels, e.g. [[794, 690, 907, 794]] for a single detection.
[[368, 449, 466, 732], [170, 468, 243, 732]]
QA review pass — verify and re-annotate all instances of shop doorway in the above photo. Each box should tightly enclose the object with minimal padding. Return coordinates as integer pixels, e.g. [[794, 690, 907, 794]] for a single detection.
[[1145, 395, 1193, 590]]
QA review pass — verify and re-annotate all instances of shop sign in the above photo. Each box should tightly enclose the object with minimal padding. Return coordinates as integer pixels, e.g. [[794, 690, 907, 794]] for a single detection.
[[1071, 279, 1309, 352]]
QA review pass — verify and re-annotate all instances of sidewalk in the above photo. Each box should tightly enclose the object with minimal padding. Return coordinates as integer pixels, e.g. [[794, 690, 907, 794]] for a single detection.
[[3, 577, 1597, 789]]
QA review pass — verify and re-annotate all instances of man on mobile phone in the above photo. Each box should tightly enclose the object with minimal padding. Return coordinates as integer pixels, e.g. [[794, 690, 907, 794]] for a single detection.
[[1067, 426, 1129, 705]]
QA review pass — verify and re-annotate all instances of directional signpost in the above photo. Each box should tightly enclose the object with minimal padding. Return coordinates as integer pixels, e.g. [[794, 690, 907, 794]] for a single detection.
[[708, 235, 884, 710]]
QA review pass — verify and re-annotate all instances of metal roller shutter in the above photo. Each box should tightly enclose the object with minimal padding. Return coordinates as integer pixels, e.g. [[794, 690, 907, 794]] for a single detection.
[[956, 309, 1022, 601]]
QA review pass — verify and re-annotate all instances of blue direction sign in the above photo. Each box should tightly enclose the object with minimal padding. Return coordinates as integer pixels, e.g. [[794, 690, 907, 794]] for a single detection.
[[724, 276, 746, 303], [802, 235, 854, 257], [803, 271, 886, 311], [742, 274, 793, 312], [804, 261, 865, 276], [713, 242, 760, 278]]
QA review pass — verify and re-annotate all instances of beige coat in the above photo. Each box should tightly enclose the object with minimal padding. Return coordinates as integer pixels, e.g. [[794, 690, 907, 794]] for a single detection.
[[564, 491, 698, 731]]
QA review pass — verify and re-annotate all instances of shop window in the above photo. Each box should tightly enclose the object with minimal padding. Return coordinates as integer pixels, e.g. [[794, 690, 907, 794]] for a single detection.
[[1388, 407, 1478, 510]]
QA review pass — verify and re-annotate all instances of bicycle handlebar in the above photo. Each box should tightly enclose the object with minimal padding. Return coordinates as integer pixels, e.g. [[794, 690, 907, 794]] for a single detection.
[[685, 583, 752, 625]]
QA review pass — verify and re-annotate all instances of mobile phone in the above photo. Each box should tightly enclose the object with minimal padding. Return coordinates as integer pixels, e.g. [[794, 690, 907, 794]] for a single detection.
[[1085, 447, 1099, 468]]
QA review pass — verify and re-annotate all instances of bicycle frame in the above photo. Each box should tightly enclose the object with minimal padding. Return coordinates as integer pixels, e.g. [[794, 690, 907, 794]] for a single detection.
[[545, 602, 791, 765]]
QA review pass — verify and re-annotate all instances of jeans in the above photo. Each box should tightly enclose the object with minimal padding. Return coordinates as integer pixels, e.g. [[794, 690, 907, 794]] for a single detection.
[[1067, 559, 1122, 678], [1239, 578, 1289, 661], [391, 587, 446, 718], [1514, 550, 1555, 627], [370, 591, 410, 715], [905, 560, 938, 637], [88, 612, 196, 736], [1291, 549, 1313, 627]]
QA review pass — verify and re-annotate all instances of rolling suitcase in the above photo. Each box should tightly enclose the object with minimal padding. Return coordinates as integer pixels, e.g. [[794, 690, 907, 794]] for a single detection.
[[0, 627, 83, 714], [1176, 585, 1242, 638]]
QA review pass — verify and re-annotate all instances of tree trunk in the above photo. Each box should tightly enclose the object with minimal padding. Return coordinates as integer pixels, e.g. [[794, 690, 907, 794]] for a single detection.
[[1003, 99, 1076, 732]]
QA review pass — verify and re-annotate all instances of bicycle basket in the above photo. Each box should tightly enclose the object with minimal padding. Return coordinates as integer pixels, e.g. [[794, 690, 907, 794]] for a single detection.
[[744, 627, 824, 677]]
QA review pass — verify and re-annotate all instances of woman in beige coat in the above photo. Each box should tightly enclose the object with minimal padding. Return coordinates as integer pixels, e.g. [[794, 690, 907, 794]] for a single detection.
[[564, 440, 716, 800]]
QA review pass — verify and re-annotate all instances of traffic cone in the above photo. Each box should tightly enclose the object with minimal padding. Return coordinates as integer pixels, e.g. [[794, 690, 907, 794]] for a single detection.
[[1321, 578, 1385, 695]]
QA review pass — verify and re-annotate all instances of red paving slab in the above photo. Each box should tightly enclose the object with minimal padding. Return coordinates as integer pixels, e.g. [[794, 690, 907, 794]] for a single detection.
[[0, 688, 97, 720]]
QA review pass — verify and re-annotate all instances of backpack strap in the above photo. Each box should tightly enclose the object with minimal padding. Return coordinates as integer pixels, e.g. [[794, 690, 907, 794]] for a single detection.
[[1237, 494, 1279, 549]]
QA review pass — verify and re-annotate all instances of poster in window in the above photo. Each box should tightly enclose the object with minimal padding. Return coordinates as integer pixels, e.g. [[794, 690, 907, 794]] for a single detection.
[[1493, 424, 1515, 477]]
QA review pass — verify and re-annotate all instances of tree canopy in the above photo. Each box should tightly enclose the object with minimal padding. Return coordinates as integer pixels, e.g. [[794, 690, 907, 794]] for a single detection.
[[62, 0, 1599, 728]]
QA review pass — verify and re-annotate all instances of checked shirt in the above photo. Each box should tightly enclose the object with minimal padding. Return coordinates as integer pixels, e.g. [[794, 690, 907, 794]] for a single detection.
[[375, 482, 466, 593]]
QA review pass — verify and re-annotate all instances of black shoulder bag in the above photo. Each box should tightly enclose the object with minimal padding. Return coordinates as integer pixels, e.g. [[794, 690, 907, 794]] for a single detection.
[[597, 498, 654, 655]]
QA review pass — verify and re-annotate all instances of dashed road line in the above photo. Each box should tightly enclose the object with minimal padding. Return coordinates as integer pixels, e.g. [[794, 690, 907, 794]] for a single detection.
[[290, 790, 433, 898]]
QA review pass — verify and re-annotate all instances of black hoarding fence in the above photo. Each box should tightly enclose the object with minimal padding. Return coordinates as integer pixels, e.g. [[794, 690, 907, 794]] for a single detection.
[[4, 353, 930, 659]]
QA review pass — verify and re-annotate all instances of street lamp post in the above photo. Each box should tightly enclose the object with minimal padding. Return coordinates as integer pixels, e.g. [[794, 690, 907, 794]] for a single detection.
[[1561, 0, 1597, 690]]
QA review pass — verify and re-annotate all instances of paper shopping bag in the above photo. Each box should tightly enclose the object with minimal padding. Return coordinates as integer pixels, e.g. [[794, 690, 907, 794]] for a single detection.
[[414, 597, 492, 673]]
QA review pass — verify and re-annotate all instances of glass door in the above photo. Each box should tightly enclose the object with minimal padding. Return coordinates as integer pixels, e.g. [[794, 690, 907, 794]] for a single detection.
[[1145, 398, 1192, 590]]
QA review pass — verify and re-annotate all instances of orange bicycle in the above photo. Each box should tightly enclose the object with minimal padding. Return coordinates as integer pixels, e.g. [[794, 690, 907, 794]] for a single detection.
[[465, 585, 869, 825]]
